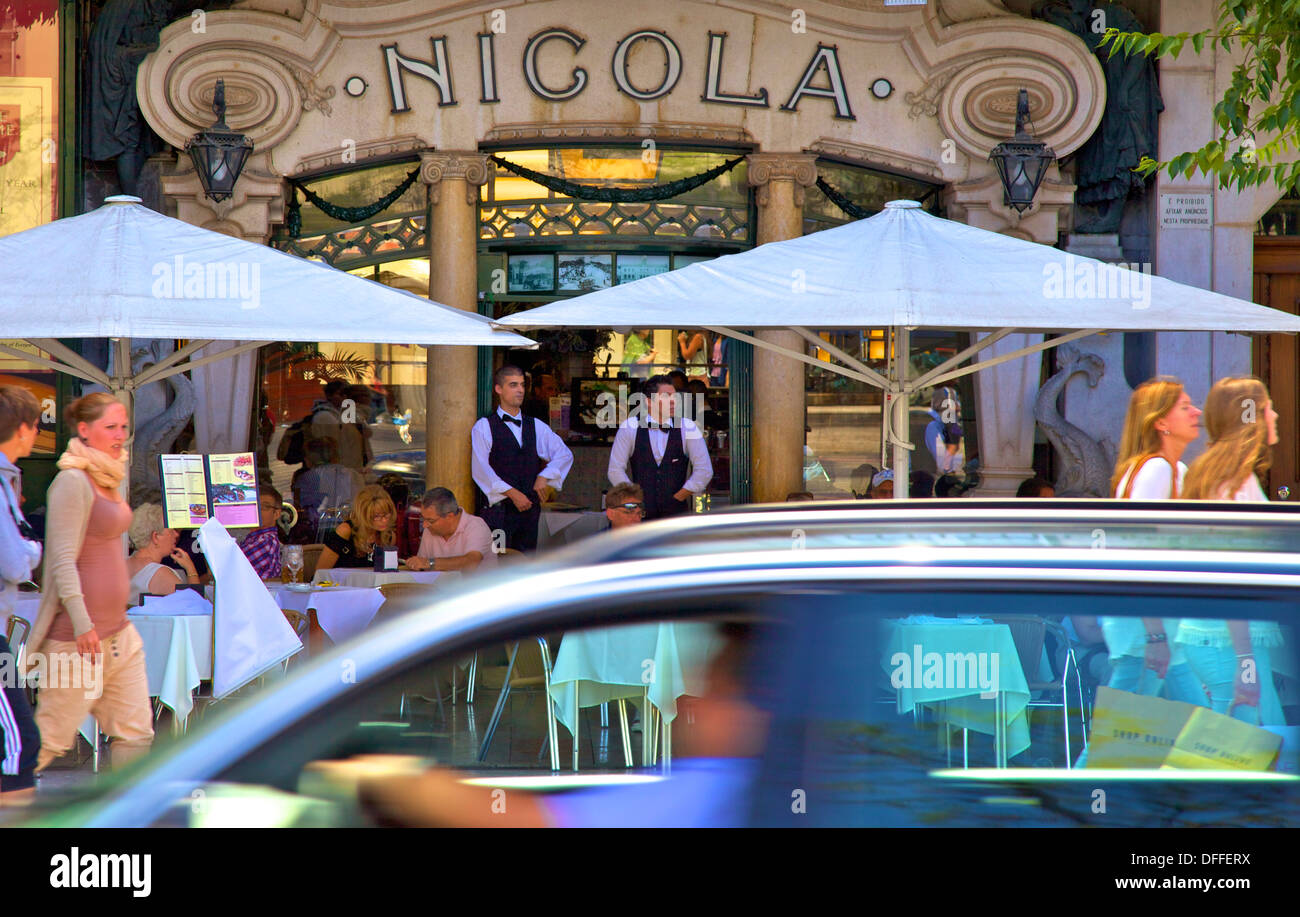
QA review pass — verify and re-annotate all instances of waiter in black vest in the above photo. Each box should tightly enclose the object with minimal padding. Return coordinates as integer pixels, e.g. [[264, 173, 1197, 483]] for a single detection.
[[607, 374, 713, 520], [472, 365, 574, 551]]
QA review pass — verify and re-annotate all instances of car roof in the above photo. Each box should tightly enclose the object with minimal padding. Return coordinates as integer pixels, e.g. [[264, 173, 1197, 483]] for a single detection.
[[542, 500, 1300, 567]]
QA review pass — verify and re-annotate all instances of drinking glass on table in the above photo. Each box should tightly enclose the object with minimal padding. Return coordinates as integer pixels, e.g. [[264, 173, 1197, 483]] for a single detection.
[[283, 544, 304, 584]]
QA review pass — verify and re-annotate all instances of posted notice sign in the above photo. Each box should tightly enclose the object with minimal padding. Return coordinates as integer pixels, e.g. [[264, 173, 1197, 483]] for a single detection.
[[159, 452, 260, 529], [1159, 193, 1213, 229]]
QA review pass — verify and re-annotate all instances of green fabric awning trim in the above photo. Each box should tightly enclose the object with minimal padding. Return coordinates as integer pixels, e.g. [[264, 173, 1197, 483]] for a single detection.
[[286, 166, 421, 237], [488, 154, 744, 203]]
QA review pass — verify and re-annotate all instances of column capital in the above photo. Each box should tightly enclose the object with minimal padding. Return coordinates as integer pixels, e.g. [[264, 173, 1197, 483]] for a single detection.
[[746, 153, 818, 208], [419, 151, 490, 206]]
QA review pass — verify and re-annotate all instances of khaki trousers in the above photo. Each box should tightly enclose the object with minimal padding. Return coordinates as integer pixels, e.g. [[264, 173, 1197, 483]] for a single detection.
[[34, 623, 154, 772]]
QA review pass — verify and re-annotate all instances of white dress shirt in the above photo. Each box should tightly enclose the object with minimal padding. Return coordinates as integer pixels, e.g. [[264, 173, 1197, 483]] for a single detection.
[[607, 416, 713, 494], [471, 407, 574, 506]]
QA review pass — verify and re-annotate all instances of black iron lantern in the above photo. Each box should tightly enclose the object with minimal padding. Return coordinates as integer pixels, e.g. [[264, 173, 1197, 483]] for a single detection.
[[185, 79, 253, 202], [988, 89, 1055, 213]]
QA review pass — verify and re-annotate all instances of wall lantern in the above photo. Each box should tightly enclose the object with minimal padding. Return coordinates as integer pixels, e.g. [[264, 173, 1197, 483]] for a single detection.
[[185, 79, 253, 203], [988, 89, 1055, 214]]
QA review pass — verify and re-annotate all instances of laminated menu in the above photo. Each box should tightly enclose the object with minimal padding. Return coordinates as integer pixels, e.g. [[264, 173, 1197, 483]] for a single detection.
[[159, 452, 260, 529]]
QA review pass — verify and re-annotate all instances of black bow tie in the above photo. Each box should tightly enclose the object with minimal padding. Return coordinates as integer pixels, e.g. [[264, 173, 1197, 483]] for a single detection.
[[502, 414, 522, 426]]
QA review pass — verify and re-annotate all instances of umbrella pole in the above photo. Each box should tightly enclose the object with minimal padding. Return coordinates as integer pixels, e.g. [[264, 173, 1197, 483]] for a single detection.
[[891, 326, 911, 500], [111, 337, 134, 504]]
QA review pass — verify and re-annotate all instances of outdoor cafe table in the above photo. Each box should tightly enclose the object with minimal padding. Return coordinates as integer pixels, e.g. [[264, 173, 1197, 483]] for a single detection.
[[310, 569, 445, 588], [269, 583, 385, 646], [13, 591, 212, 728], [881, 617, 1031, 766], [548, 621, 727, 769]]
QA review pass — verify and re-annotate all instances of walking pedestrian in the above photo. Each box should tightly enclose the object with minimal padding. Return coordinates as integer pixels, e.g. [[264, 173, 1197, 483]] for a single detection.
[[0, 386, 43, 805], [28, 393, 154, 772], [1179, 376, 1285, 725]]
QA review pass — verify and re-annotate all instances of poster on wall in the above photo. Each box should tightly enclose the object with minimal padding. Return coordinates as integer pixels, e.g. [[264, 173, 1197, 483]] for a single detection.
[[159, 452, 261, 529], [0, 77, 54, 238], [0, 340, 56, 454]]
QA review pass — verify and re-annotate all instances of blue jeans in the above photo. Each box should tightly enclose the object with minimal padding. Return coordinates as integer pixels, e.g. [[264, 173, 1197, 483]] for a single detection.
[[1181, 643, 1284, 726], [1077, 657, 1207, 767]]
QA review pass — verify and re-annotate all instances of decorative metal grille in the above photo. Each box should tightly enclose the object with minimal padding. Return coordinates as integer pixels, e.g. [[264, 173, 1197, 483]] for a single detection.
[[479, 197, 748, 243], [273, 214, 426, 267]]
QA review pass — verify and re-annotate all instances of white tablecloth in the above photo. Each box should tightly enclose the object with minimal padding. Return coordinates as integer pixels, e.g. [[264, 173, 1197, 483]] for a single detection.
[[549, 621, 727, 736], [311, 569, 444, 588], [270, 584, 385, 644], [10, 592, 212, 729]]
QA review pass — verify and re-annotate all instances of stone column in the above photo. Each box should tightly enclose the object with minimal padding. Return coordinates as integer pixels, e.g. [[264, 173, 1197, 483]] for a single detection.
[[746, 153, 817, 504], [420, 152, 489, 510]]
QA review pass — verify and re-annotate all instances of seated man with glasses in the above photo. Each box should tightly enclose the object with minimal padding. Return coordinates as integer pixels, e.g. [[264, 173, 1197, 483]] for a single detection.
[[406, 487, 498, 573], [240, 484, 285, 580], [604, 482, 646, 531]]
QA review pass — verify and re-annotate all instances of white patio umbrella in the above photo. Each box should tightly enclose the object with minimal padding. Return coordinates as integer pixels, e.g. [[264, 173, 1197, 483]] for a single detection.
[[499, 200, 1300, 497], [0, 195, 534, 419]]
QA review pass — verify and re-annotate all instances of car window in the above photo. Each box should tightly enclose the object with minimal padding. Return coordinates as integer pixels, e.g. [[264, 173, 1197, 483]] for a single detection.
[[144, 601, 768, 827], [747, 587, 1300, 827], [141, 580, 1299, 828]]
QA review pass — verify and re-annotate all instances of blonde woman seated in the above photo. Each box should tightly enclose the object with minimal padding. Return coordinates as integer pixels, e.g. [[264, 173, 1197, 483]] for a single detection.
[[126, 503, 200, 606], [317, 484, 397, 570]]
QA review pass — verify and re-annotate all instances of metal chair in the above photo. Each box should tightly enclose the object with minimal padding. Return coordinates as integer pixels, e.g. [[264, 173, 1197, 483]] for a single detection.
[[4, 613, 29, 652], [282, 609, 310, 673], [376, 584, 447, 722], [988, 614, 1087, 768], [477, 637, 560, 770]]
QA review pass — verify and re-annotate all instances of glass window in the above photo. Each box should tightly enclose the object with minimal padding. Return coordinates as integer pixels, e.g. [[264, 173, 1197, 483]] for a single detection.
[[127, 589, 1298, 827], [803, 329, 977, 498], [480, 146, 750, 245], [258, 265, 430, 541]]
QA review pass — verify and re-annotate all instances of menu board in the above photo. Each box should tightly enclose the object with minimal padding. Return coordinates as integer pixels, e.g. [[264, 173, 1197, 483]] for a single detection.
[[159, 452, 260, 529]]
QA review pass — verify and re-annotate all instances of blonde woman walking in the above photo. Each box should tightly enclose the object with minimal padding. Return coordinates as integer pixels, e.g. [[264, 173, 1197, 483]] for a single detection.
[[27, 393, 153, 771], [1101, 379, 1205, 699], [1179, 376, 1285, 725]]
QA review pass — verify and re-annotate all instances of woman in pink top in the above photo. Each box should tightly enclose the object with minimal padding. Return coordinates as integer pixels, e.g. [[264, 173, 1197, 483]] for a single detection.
[[28, 393, 154, 771]]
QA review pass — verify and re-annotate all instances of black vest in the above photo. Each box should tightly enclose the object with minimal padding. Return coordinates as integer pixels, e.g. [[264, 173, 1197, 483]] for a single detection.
[[631, 423, 689, 519], [480, 412, 543, 502]]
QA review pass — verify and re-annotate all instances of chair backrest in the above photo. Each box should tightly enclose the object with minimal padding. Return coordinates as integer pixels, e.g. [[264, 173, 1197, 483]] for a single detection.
[[507, 637, 550, 683], [988, 614, 1049, 689], [282, 608, 310, 642], [301, 544, 325, 581], [377, 583, 439, 616], [4, 614, 29, 653]]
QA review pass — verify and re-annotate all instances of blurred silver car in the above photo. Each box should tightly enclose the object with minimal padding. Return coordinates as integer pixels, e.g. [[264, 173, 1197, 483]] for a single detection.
[[14, 502, 1300, 827]]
